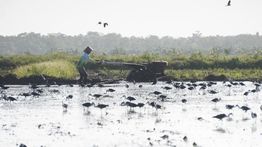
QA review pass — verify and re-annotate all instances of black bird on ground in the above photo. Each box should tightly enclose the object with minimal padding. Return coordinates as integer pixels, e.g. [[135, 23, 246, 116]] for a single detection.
[[106, 88, 116, 92], [19, 143, 27, 147], [82, 102, 95, 111], [251, 112, 257, 118], [213, 113, 232, 120], [183, 136, 188, 142], [121, 101, 137, 109], [148, 101, 162, 110], [66, 95, 73, 99], [30, 84, 39, 89], [226, 0, 231, 6], [31, 91, 40, 96], [0, 84, 9, 90], [211, 98, 221, 103], [236, 105, 250, 112], [126, 96, 136, 101], [225, 104, 235, 110], [21, 92, 31, 97], [96, 104, 109, 109], [62, 101, 68, 111], [244, 91, 249, 96], [93, 94, 103, 98], [4, 96, 17, 101], [137, 103, 145, 108], [181, 99, 187, 103], [239, 82, 245, 86], [162, 86, 172, 90], [208, 90, 218, 94], [152, 91, 161, 95], [188, 87, 194, 90], [36, 89, 44, 93]]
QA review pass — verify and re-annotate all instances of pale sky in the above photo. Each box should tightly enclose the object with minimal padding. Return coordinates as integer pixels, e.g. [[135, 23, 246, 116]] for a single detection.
[[0, 0, 261, 37]]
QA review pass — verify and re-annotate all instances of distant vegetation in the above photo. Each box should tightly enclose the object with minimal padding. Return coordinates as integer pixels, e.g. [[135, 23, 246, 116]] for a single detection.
[[0, 32, 262, 55]]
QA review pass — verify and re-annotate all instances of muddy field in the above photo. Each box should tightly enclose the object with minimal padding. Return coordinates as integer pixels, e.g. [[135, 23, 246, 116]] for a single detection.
[[0, 81, 262, 147]]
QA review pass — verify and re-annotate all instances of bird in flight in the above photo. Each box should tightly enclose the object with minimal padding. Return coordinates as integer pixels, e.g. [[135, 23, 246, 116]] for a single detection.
[[226, 0, 231, 6], [103, 22, 108, 28], [98, 21, 108, 28]]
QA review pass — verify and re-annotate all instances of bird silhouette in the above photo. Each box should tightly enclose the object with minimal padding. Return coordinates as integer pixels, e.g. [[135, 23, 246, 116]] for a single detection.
[[66, 95, 73, 99], [98, 21, 102, 25], [183, 136, 188, 142], [31, 91, 40, 96], [162, 86, 172, 90], [0, 84, 9, 90], [181, 99, 187, 103], [93, 94, 103, 98], [96, 104, 109, 109], [236, 105, 250, 112], [211, 98, 221, 103], [103, 23, 108, 28], [82, 102, 95, 108], [152, 91, 161, 95], [213, 113, 232, 120], [126, 96, 136, 101], [62, 101, 68, 111], [4, 96, 17, 101], [226, 0, 231, 6], [106, 88, 115, 92], [225, 104, 235, 110], [82, 102, 95, 112], [21, 92, 31, 97], [251, 112, 257, 118], [19, 143, 27, 147]]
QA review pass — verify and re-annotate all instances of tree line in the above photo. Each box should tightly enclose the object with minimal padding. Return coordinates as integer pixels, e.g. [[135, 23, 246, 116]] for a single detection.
[[0, 32, 262, 55]]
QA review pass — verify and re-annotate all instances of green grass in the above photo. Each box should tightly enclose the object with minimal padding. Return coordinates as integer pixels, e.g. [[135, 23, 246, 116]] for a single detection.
[[166, 69, 262, 80], [14, 60, 78, 79]]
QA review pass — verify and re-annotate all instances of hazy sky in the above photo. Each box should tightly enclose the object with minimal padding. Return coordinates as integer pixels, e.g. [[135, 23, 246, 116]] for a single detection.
[[0, 0, 261, 37]]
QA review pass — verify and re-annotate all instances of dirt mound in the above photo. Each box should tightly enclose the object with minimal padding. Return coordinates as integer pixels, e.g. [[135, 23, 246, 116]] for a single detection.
[[204, 74, 229, 81], [0, 74, 121, 85]]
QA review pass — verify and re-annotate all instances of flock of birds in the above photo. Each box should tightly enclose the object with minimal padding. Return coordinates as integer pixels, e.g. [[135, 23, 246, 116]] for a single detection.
[[0, 80, 261, 147], [1, 80, 261, 120]]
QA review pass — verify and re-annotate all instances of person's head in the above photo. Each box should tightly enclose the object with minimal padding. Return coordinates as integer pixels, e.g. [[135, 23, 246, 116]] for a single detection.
[[84, 46, 93, 54]]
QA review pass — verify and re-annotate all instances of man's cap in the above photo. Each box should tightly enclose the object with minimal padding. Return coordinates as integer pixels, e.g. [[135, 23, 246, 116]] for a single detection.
[[84, 46, 93, 52]]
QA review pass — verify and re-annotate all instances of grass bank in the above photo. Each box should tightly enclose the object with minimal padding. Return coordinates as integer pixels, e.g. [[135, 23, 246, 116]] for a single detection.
[[14, 60, 78, 79]]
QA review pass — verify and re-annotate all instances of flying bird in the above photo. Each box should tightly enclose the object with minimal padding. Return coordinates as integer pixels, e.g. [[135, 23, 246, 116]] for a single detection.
[[103, 22, 108, 28]]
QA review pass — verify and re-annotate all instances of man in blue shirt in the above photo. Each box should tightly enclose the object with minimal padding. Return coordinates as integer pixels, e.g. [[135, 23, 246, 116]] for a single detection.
[[77, 46, 93, 83]]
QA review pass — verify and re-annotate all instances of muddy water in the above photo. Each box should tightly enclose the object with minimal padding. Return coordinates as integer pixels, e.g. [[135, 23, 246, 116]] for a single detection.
[[0, 81, 261, 147]]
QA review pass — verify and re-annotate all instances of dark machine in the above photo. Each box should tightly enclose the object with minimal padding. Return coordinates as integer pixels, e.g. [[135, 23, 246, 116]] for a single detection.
[[101, 61, 168, 82]]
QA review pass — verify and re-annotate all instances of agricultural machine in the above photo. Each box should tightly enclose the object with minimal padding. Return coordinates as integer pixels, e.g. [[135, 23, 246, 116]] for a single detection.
[[101, 61, 168, 82]]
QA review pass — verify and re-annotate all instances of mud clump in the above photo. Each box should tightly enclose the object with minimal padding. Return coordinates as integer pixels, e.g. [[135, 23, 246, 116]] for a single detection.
[[0, 74, 120, 85]]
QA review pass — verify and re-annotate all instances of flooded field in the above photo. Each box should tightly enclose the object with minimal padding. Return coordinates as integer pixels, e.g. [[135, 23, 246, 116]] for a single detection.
[[0, 81, 262, 147]]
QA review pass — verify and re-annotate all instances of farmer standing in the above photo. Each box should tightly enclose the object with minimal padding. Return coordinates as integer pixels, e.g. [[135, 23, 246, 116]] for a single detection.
[[77, 46, 93, 83]]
